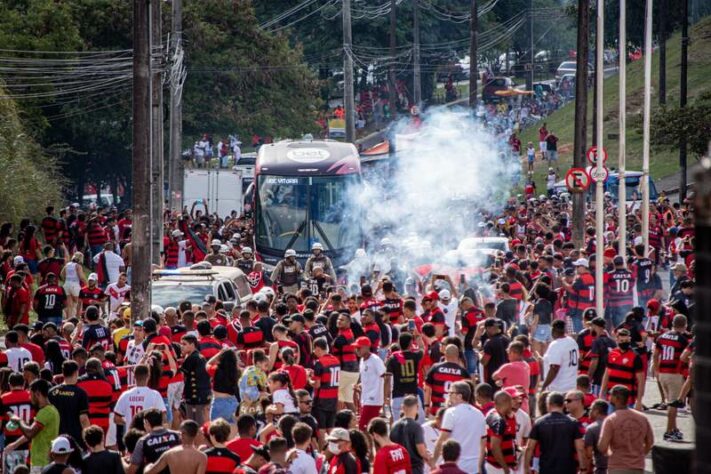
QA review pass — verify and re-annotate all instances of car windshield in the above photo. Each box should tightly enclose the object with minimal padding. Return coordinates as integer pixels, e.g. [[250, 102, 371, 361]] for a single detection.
[[256, 175, 361, 252], [152, 283, 213, 308], [559, 62, 576, 69], [608, 177, 659, 201]]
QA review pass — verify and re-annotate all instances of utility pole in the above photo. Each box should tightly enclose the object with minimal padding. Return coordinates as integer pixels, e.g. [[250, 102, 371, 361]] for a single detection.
[[388, 0, 397, 120], [679, 0, 689, 201], [151, 0, 163, 266], [572, 0, 589, 248], [168, 0, 183, 211], [526, 0, 534, 91], [618, 0, 627, 257], [132, 0, 152, 323], [342, 0, 355, 143], [658, 0, 666, 104], [594, 0, 605, 320], [469, 0, 478, 108], [413, 0, 422, 106], [693, 155, 711, 474], [641, 0, 653, 252]]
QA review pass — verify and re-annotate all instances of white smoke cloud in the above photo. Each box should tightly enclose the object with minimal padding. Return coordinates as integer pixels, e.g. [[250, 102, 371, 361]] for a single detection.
[[351, 107, 521, 278]]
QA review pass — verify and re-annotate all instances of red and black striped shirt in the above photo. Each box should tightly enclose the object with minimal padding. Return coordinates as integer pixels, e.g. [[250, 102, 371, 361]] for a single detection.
[[425, 361, 467, 411], [485, 410, 518, 468], [313, 353, 340, 412], [77, 373, 114, 431]]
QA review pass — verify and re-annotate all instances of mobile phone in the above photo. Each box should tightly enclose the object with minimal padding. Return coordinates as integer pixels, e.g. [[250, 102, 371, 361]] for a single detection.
[[408, 320, 416, 331]]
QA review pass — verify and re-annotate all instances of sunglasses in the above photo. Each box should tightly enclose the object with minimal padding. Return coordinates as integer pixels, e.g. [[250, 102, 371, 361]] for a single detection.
[[564, 398, 579, 403]]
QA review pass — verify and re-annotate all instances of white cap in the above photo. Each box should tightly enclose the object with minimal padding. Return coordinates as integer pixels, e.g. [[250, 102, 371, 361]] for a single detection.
[[312, 242, 323, 251], [285, 249, 296, 258], [220, 245, 229, 253], [51, 437, 74, 454], [439, 289, 451, 300], [12, 256, 24, 266], [573, 258, 589, 268], [380, 237, 392, 246], [242, 247, 253, 254], [211, 239, 222, 247], [88, 273, 99, 281], [151, 305, 165, 315], [171, 229, 183, 238]]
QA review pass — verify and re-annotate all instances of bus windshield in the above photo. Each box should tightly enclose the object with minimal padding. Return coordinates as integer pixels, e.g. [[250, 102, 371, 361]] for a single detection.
[[256, 175, 360, 253]]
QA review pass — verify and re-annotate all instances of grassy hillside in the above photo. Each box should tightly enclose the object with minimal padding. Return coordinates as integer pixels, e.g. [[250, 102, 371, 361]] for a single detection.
[[521, 16, 711, 188]]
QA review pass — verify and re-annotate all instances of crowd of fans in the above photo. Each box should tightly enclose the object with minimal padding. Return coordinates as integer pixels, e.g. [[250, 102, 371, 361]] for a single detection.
[[0, 175, 696, 474]]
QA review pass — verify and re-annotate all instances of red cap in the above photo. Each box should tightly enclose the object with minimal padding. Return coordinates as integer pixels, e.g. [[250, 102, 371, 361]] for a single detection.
[[427, 291, 440, 301], [646, 299, 661, 312], [354, 336, 372, 348], [503, 386, 525, 398]]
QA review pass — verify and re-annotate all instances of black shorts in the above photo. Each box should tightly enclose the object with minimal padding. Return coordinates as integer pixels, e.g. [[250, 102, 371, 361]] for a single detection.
[[313, 406, 336, 429]]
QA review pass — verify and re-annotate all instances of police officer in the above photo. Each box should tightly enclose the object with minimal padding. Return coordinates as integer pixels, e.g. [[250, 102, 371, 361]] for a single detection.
[[271, 249, 303, 295], [304, 242, 337, 282], [235, 246, 255, 274], [204, 239, 228, 266]]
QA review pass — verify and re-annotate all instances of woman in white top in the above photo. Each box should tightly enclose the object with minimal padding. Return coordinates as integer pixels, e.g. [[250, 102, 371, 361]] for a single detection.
[[60, 251, 86, 317]]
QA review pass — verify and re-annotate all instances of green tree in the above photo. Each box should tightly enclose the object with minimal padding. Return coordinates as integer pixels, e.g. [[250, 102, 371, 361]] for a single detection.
[[182, 0, 321, 138], [0, 84, 64, 223], [649, 93, 711, 158]]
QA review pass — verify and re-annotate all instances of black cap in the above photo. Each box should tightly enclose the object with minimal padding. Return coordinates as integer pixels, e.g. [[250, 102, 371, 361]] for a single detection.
[[251, 445, 270, 461], [204, 295, 217, 304], [563, 267, 575, 277], [583, 308, 597, 321], [591, 317, 606, 328], [32, 321, 45, 332], [142, 318, 157, 333]]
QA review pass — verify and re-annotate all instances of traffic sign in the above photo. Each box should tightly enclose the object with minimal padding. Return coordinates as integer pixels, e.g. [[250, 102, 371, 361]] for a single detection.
[[565, 167, 591, 193], [586, 146, 608, 165], [586, 165, 609, 182]]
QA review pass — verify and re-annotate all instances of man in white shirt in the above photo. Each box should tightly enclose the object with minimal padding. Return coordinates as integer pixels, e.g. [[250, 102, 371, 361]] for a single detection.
[[92, 242, 125, 285], [541, 319, 579, 392], [114, 364, 166, 431], [355, 336, 386, 431], [434, 381, 487, 473], [105, 273, 131, 320], [3, 331, 32, 373], [288, 422, 317, 474], [437, 289, 459, 337], [125, 321, 146, 367]]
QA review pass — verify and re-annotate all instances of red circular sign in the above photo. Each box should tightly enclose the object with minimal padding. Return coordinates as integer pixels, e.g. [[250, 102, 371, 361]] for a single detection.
[[586, 165, 609, 183], [565, 167, 591, 193], [586, 146, 608, 165]]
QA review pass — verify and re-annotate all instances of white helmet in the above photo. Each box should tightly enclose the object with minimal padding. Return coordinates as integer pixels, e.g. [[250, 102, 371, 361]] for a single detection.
[[380, 237, 393, 247], [258, 286, 276, 299], [220, 245, 229, 254], [312, 242, 323, 251], [285, 249, 296, 258], [242, 247, 253, 255], [211, 239, 221, 247]]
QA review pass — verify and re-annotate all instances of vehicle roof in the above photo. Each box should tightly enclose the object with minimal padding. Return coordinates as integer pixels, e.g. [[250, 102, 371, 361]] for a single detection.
[[208, 265, 248, 279], [256, 140, 360, 176]]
